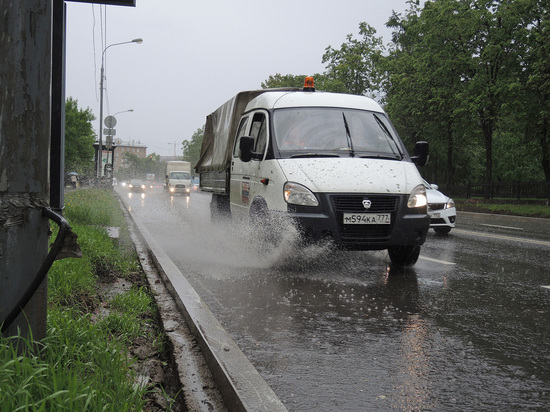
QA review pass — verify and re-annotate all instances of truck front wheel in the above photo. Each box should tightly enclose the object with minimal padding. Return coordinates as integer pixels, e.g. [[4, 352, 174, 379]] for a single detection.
[[249, 200, 281, 247], [387, 245, 421, 266]]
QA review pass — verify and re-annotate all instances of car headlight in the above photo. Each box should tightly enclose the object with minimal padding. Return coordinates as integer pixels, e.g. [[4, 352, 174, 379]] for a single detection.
[[407, 184, 427, 209], [284, 182, 319, 206], [169, 187, 175, 193], [446, 198, 455, 209]]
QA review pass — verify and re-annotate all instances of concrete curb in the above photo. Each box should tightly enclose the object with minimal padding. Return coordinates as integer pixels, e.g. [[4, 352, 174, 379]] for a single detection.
[[121, 198, 288, 412]]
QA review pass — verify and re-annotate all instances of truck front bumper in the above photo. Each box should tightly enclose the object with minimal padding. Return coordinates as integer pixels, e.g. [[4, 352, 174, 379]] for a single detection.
[[286, 193, 430, 250], [169, 185, 191, 195]]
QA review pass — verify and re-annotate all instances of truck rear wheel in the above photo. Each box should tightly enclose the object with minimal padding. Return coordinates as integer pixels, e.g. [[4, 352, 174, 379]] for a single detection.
[[210, 194, 231, 221], [387, 245, 421, 266]]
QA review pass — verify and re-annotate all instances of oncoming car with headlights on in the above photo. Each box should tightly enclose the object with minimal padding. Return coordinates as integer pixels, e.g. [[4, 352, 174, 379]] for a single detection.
[[128, 179, 146, 193]]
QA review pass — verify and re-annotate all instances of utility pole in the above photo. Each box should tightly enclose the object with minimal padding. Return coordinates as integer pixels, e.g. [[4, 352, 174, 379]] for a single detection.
[[168, 141, 178, 160], [1, 0, 52, 340]]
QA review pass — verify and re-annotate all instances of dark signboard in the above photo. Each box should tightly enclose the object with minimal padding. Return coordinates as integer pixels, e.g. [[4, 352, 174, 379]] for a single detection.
[[66, 0, 136, 6]]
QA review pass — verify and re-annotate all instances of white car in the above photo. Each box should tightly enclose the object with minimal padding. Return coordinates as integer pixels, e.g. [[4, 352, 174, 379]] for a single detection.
[[423, 180, 456, 235]]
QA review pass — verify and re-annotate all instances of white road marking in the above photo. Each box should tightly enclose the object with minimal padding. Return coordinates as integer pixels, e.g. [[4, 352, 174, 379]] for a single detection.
[[480, 223, 523, 231], [542, 286, 550, 290], [419, 256, 456, 265], [453, 228, 550, 247]]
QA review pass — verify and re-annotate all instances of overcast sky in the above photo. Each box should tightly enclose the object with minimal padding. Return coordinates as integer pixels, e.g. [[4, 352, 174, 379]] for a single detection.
[[65, 0, 413, 158]]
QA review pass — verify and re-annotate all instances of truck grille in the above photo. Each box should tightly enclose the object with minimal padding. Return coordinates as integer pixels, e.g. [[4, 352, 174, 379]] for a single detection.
[[330, 195, 398, 240]]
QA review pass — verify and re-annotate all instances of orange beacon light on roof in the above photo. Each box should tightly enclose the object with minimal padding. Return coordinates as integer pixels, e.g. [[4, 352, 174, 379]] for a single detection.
[[303, 76, 315, 92]]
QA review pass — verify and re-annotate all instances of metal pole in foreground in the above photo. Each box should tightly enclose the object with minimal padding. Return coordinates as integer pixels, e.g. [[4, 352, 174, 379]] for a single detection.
[[97, 39, 143, 179]]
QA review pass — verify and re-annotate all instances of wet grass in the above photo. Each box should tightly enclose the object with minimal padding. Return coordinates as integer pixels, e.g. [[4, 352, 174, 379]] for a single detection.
[[456, 199, 550, 219], [0, 188, 172, 411], [1, 311, 147, 411]]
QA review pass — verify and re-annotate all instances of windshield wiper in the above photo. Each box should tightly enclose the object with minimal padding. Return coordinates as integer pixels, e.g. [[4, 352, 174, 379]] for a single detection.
[[289, 153, 340, 159], [342, 113, 355, 157], [358, 153, 402, 160], [373, 114, 403, 160]]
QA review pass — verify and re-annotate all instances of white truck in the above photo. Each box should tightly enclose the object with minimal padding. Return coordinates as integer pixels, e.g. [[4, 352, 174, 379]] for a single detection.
[[195, 79, 430, 266], [164, 161, 192, 195]]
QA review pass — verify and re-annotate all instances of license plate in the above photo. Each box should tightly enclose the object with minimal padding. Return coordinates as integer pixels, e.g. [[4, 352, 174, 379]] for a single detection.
[[430, 212, 441, 218], [343, 213, 391, 225]]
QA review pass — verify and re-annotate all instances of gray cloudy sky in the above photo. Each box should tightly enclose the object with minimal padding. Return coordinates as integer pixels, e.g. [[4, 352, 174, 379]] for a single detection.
[[65, 0, 412, 158]]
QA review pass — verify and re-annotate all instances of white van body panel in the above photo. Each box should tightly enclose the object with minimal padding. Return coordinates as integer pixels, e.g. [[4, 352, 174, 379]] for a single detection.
[[230, 158, 288, 219], [230, 157, 423, 216], [246, 91, 385, 113], [277, 158, 421, 195]]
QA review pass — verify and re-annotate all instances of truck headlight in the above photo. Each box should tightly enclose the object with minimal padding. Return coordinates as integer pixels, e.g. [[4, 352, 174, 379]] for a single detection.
[[284, 182, 319, 206], [407, 184, 427, 209]]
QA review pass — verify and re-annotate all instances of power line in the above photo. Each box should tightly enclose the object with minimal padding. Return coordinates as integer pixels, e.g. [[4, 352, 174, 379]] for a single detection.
[[92, 5, 98, 102]]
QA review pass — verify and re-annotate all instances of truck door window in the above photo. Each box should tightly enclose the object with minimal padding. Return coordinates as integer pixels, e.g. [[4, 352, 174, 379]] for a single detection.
[[250, 113, 267, 156], [233, 117, 249, 157]]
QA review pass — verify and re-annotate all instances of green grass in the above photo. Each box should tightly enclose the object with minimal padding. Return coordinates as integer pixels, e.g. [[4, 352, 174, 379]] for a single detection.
[[455, 198, 550, 219], [0, 310, 147, 411], [0, 188, 165, 411], [100, 287, 155, 344]]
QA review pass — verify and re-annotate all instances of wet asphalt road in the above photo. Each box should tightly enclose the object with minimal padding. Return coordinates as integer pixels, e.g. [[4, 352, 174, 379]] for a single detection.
[[119, 187, 550, 411]]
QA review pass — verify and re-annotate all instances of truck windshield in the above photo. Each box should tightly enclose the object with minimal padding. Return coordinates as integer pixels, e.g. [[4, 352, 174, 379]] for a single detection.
[[273, 108, 403, 159], [170, 172, 191, 180]]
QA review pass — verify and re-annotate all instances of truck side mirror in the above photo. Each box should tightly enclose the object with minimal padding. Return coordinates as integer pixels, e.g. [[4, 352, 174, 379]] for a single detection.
[[239, 136, 255, 162], [411, 141, 429, 167]]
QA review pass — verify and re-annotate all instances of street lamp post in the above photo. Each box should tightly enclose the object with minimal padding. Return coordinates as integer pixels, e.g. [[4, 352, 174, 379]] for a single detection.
[[113, 109, 134, 117], [97, 38, 142, 179]]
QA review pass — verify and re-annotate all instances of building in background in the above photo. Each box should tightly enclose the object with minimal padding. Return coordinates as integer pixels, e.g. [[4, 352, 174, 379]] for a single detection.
[[113, 139, 147, 172]]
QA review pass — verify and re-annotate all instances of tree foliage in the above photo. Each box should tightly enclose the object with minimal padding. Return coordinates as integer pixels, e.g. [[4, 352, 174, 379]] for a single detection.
[[384, 0, 548, 190], [261, 0, 550, 199], [182, 126, 205, 174], [322, 22, 386, 98], [261, 73, 348, 93], [65, 97, 96, 175], [116, 152, 163, 181]]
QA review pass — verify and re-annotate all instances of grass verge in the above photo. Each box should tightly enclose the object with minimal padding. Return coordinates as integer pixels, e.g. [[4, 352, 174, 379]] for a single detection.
[[455, 198, 550, 219], [0, 188, 181, 411]]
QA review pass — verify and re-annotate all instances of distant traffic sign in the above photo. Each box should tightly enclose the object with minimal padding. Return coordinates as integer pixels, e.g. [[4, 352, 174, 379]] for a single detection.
[[104, 115, 117, 128]]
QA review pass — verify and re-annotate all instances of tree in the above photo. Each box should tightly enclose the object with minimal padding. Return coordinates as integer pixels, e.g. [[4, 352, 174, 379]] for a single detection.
[[118, 152, 163, 181], [384, 0, 529, 186], [508, 0, 550, 200], [261, 73, 304, 89], [385, 0, 484, 185], [64, 97, 96, 175], [182, 126, 204, 174], [322, 22, 386, 98]]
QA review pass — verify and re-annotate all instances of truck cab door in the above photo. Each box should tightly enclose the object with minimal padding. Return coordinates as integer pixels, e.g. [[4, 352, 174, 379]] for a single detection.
[[231, 111, 269, 217], [230, 116, 249, 217]]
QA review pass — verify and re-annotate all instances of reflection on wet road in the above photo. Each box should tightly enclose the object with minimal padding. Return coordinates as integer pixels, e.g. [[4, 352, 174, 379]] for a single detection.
[[118, 187, 550, 411]]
